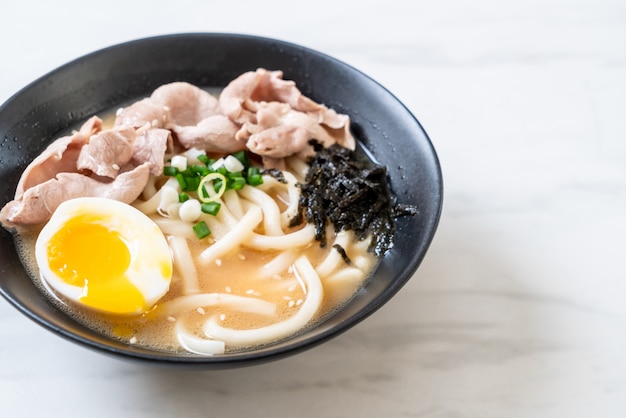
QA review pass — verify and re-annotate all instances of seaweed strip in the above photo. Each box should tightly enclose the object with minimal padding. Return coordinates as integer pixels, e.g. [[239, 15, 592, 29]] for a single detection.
[[289, 140, 417, 256]]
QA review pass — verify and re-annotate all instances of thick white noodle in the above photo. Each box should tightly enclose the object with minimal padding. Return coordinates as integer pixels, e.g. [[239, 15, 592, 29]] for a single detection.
[[285, 155, 309, 182], [245, 224, 316, 250], [315, 230, 354, 278], [352, 254, 375, 272], [222, 190, 244, 220], [195, 215, 227, 241], [279, 171, 300, 228], [149, 217, 196, 240], [156, 293, 277, 317], [174, 321, 225, 355], [133, 177, 180, 214], [212, 196, 239, 228], [168, 235, 200, 295], [258, 250, 298, 280], [202, 255, 323, 346], [141, 174, 159, 200], [199, 206, 263, 264], [323, 267, 365, 302], [257, 172, 300, 229], [238, 185, 283, 236], [326, 266, 365, 284], [351, 234, 372, 254]]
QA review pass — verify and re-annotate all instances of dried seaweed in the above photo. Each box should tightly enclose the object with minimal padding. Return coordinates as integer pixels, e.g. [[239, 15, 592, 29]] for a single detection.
[[289, 140, 418, 256]]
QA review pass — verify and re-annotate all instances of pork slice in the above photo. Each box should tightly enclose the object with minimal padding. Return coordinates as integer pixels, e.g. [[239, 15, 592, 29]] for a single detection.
[[219, 71, 260, 123], [245, 104, 352, 158], [171, 115, 244, 153], [14, 116, 103, 199], [114, 98, 170, 129], [151, 82, 220, 126], [220, 69, 324, 121], [0, 163, 151, 228], [220, 69, 355, 161], [76, 127, 136, 178], [132, 127, 171, 176]]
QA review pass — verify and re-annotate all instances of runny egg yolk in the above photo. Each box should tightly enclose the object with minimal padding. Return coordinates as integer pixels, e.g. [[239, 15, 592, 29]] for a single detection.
[[36, 197, 173, 316], [46, 215, 147, 314]]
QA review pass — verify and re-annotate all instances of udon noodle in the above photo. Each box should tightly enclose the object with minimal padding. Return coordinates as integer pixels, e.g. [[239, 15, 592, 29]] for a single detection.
[[124, 150, 377, 354]]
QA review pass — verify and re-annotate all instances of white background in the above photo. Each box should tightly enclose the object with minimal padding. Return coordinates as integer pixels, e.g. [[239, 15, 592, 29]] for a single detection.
[[1, 0, 625, 417]]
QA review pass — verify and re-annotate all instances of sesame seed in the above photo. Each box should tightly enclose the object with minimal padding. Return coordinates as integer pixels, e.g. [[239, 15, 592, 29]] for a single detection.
[[225, 286, 232, 293], [129, 336, 138, 344], [167, 316, 176, 322], [238, 253, 246, 260], [219, 314, 226, 321], [296, 299, 303, 306], [215, 259, 222, 266], [197, 307, 206, 315], [288, 300, 295, 307]]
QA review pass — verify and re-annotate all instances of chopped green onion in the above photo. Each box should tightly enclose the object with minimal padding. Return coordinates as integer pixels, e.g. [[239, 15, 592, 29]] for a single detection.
[[229, 176, 246, 190], [247, 173, 264, 186], [197, 172, 227, 203], [197, 154, 210, 165], [178, 192, 190, 203], [201, 201, 221, 216], [191, 164, 209, 175], [175, 173, 187, 190], [183, 176, 200, 192], [163, 166, 178, 176], [232, 150, 249, 166], [193, 221, 211, 239], [213, 179, 223, 193]]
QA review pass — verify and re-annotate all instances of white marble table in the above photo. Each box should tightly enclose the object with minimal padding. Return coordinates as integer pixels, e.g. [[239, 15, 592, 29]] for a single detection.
[[1, 1, 625, 416]]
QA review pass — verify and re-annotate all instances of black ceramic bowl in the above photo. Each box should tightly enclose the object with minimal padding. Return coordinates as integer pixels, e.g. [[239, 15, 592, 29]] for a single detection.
[[0, 33, 442, 368]]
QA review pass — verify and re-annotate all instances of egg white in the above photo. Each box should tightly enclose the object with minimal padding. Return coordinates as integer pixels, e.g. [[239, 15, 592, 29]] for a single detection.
[[35, 197, 173, 315]]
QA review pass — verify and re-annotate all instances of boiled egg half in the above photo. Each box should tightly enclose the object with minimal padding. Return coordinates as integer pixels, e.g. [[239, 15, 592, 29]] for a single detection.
[[35, 197, 173, 315]]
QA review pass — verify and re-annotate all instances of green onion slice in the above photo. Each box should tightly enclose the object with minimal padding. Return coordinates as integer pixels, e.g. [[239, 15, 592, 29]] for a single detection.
[[201, 201, 221, 216], [197, 172, 227, 203], [193, 221, 211, 239]]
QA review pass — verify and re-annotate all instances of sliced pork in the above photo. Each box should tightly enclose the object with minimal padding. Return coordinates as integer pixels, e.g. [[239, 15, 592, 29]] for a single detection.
[[0, 163, 150, 227], [115, 82, 242, 152], [220, 68, 355, 160], [1, 70, 358, 229], [114, 98, 169, 129], [132, 127, 172, 176], [245, 102, 351, 159], [171, 115, 243, 152], [15, 116, 103, 199], [76, 127, 136, 178], [150, 82, 220, 126]]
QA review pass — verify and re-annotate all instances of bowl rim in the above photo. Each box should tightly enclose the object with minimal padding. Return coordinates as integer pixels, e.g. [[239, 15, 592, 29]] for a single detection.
[[0, 32, 444, 367]]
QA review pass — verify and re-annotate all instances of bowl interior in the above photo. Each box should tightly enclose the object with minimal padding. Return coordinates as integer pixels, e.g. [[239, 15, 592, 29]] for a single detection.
[[0, 33, 442, 368]]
